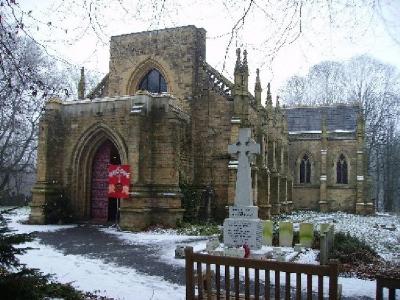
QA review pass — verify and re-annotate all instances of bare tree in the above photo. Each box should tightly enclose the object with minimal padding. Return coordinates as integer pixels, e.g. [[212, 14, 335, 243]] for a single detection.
[[0, 1, 103, 198], [0, 21, 94, 196], [2, 1, 399, 81], [282, 61, 347, 105], [0, 37, 45, 194]]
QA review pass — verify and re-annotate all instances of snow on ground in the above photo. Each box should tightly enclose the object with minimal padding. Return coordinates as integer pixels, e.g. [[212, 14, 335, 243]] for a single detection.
[[280, 210, 400, 262], [295, 248, 319, 265], [102, 217, 378, 298], [2, 207, 394, 299], [18, 240, 185, 300], [99, 226, 209, 268], [2, 206, 76, 234], [2, 207, 186, 300]]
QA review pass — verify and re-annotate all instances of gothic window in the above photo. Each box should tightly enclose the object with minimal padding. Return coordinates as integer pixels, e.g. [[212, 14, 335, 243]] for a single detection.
[[138, 69, 167, 93], [300, 154, 311, 183], [336, 154, 348, 184]]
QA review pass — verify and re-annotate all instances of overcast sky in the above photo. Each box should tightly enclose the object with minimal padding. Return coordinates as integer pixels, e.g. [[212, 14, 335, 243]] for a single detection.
[[18, 0, 400, 99]]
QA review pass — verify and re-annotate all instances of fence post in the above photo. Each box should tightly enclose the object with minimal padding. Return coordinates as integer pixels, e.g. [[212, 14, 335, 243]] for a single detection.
[[326, 227, 331, 254], [330, 224, 335, 251], [376, 277, 383, 300], [185, 246, 195, 300], [320, 233, 327, 265], [328, 260, 339, 300]]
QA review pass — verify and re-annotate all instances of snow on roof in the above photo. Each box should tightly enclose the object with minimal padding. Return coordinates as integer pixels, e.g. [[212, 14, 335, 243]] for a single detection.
[[284, 105, 360, 133]]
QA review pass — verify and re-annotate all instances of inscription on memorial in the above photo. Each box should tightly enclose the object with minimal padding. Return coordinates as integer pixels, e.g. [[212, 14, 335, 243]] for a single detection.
[[229, 206, 258, 219], [223, 219, 262, 249], [224, 248, 245, 258]]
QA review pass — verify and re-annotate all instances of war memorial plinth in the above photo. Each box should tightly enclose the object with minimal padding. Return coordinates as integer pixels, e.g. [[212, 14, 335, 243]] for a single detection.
[[223, 128, 263, 250]]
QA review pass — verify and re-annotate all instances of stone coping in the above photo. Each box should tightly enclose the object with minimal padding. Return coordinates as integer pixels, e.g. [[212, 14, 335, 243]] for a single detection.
[[47, 90, 178, 106]]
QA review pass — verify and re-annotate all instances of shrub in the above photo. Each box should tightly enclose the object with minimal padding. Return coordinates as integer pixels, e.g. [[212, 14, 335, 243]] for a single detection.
[[331, 232, 377, 264], [176, 222, 221, 237], [179, 183, 202, 223], [43, 191, 73, 224]]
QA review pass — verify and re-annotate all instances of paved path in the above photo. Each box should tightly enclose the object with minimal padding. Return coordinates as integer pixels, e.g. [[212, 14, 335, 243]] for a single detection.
[[36, 224, 201, 284], [36, 225, 373, 300]]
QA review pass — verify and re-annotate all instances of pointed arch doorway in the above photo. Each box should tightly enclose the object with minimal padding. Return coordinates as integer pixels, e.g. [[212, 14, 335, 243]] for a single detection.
[[90, 140, 121, 223]]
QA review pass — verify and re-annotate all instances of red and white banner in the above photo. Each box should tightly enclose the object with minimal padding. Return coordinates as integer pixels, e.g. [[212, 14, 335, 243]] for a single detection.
[[108, 165, 130, 199]]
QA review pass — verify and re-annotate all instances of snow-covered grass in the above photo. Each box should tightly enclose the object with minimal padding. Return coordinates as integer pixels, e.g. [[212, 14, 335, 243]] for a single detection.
[[279, 210, 400, 262], [2, 207, 396, 299]]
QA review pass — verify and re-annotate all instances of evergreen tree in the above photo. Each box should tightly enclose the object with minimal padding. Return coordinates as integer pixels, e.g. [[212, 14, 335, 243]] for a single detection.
[[0, 208, 85, 300]]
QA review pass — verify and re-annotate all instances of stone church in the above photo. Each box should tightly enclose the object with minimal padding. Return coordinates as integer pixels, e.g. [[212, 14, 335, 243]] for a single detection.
[[29, 25, 372, 230], [285, 106, 374, 214]]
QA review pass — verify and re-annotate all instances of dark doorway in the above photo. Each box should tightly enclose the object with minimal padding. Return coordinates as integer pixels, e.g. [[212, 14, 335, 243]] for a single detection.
[[108, 143, 121, 222], [90, 140, 121, 223]]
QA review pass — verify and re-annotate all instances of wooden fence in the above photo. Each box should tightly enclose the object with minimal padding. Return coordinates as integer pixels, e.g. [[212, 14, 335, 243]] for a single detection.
[[376, 276, 400, 300], [185, 246, 340, 300]]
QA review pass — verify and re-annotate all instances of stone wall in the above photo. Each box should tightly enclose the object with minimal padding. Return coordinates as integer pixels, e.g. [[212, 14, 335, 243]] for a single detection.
[[30, 94, 189, 229], [107, 25, 206, 112], [288, 133, 362, 212]]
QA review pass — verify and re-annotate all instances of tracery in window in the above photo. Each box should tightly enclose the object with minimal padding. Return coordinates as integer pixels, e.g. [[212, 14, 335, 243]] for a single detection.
[[336, 154, 348, 184], [300, 154, 311, 183], [138, 69, 167, 93]]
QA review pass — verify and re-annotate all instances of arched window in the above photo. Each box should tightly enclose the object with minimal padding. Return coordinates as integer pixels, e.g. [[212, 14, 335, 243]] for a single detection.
[[336, 154, 348, 184], [300, 154, 311, 183], [138, 69, 167, 93]]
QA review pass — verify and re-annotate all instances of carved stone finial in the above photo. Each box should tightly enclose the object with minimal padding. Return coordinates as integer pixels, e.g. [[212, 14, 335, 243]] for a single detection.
[[255, 68, 262, 106], [78, 67, 85, 100], [265, 82, 272, 107], [321, 114, 327, 133], [235, 48, 241, 70], [242, 49, 248, 70], [321, 113, 328, 141], [255, 68, 261, 90], [356, 109, 364, 136], [357, 109, 364, 124]]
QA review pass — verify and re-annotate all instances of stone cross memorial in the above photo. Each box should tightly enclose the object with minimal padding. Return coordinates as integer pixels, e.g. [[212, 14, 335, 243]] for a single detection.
[[224, 128, 263, 249]]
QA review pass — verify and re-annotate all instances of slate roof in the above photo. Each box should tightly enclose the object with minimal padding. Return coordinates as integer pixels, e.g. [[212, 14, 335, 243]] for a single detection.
[[284, 105, 360, 133]]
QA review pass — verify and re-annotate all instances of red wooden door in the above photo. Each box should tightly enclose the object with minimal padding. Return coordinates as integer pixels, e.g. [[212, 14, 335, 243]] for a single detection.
[[90, 141, 111, 221]]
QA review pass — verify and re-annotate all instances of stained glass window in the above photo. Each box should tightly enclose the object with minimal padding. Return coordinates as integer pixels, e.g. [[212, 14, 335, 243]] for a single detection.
[[138, 69, 167, 93], [300, 154, 311, 183], [337, 154, 348, 184]]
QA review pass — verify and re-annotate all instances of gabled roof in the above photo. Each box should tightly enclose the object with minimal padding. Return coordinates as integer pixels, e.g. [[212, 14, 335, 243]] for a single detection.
[[284, 104, 360, 133]]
